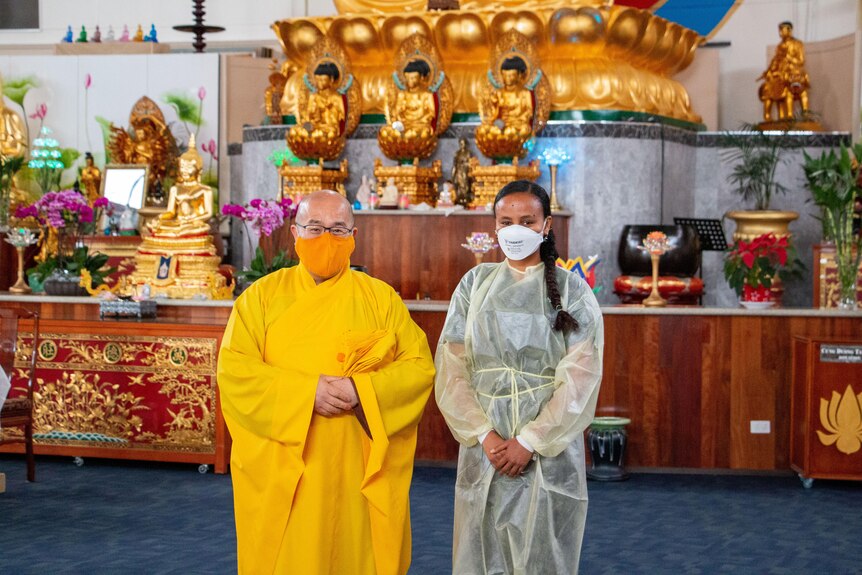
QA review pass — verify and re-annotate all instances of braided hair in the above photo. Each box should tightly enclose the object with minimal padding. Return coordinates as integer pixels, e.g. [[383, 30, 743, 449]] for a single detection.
[[493, 180, 579, 333]]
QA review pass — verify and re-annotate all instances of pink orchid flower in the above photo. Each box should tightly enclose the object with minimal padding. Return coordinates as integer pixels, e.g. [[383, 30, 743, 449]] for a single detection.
[[198, 86, 206, 100]]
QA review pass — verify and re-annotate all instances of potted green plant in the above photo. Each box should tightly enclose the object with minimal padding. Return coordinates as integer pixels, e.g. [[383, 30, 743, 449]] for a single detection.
[[723, 232, 803, 308], [803, 143, 862, 309], [721, 126, 799, 240]]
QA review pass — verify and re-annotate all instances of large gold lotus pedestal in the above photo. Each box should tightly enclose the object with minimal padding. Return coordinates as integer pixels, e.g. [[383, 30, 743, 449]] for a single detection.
[[467, 156, 541, 209], [274, 2, 702, 125], [279, 159, 349, 201], [373, 158, 441, 206]]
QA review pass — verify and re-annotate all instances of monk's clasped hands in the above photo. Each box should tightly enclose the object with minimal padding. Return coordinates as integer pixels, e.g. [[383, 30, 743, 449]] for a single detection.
[[314, 375, 359, 417]]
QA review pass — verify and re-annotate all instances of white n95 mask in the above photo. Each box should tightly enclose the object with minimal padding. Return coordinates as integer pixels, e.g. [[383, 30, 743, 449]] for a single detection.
[[496, 225, 545, 261]]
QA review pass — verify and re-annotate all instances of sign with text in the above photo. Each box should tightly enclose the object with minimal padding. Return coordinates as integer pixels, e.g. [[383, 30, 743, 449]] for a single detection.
[[820, 344, 862, 364]]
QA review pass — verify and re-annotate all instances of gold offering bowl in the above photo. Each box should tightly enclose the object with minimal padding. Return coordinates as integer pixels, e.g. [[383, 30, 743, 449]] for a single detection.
[[274, 2, 702, 124]]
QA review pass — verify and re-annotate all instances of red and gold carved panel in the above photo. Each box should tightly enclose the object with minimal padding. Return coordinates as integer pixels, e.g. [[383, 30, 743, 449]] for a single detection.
[[3, 319, 229, 472]]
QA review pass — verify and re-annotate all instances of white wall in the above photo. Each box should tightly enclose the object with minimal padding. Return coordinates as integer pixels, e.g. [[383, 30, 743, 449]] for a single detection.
[[0, 0, 858, 131]]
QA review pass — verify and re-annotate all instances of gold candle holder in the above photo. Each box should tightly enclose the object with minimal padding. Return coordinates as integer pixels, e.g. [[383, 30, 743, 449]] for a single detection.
[[549, 164, 561, 212], [10, 245, 31, 294], [641, 231, 672, 308], [4, 228, 38, 294]]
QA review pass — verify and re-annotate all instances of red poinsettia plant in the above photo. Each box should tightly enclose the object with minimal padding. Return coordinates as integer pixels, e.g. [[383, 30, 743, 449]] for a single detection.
[[723, 233, 803, 299]]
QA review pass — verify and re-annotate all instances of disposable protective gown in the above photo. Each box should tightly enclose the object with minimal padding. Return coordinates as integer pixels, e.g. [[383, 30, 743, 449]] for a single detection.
[[435, 262, 603, 575], [218, 263, 435, 575]]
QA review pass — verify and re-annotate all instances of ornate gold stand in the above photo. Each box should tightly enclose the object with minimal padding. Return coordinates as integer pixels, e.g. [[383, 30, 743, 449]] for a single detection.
[[468, 157, 541, 209], [279, 159, 349, 202], [643, 253, 667, 307], [129, 234, 231, 299], [9, 246, 31, 294], [373, 159, 441, 206]]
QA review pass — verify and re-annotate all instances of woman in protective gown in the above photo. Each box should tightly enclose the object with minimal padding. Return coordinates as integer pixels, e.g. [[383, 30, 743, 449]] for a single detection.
[[435, 180, 603, 575]]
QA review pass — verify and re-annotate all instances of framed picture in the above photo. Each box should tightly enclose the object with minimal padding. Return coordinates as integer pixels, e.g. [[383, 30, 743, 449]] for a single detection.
[[101, 164, 149, 210], [0, 0, 40, 31]]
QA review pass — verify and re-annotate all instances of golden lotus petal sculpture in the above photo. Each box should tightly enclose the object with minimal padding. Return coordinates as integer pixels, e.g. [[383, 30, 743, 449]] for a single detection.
[[274, 1, 702, 124], [817, 384, 862, 455]]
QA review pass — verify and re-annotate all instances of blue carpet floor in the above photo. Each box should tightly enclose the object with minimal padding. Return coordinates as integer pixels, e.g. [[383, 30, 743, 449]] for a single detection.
[[1, 456, 860, 574]]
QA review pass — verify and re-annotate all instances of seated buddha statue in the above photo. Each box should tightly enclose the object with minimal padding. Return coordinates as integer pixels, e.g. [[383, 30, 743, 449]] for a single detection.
[[377, 38, 453, 163], [758, 21, 812, 123], [148, 135, 212, 238], [285, 37, 360, 163], [475, 32, 550, 160]]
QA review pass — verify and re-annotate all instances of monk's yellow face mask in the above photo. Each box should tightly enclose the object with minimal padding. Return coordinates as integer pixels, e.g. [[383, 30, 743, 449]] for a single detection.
[[295, 233, 355, 280]]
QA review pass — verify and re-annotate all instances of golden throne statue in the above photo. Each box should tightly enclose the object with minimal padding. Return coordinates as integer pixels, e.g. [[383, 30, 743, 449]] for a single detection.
[[282, 36, 361, 200], [374, 33, 452, 205], [128, 135, 231, 300]]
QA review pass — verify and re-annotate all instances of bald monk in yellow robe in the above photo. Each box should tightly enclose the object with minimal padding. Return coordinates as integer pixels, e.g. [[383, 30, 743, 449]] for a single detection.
[[217, 190, 435, 574]]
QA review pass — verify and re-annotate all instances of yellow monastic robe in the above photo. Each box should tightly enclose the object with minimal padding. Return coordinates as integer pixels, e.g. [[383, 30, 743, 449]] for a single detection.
[[217, 263, 435, 575]]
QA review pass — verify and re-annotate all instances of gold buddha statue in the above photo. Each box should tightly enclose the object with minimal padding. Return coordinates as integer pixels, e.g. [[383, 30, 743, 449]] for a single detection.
[[1, 73, 29, 213], [149, 135, 212, 237], [129, 135, 229, 299], [758, 21, 815, 126], [107, 96, 177, 190], [79, 152, 102, 205], [377, 34, 453, 162], [476, 31, 550, 161], [286, 37, 360, 162]]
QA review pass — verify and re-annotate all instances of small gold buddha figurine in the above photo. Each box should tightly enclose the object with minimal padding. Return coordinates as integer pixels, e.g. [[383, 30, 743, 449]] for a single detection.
[[285, 36, 360, 162], [148, 135, 212, 237], [758, 21, 812, 123], [377, 34, 453, 162], [265, 59, 290, 124], [79, 152, 102, 205], [133, 24, 144, 42], [107, 96, 177, 190], [475, 31, 550, 160]]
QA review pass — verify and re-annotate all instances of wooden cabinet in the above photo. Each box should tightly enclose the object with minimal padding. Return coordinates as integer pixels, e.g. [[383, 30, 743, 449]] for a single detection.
[[791, 336, 862, 486]]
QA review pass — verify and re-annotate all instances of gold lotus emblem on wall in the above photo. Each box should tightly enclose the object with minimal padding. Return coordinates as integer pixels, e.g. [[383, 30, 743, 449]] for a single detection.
[[817, 384, 862, 455]]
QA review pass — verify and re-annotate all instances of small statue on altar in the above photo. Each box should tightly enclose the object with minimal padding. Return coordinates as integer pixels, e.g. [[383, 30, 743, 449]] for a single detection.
[[92, 25, 102, 43], [451, 137, 473, 206], [438, 181, 455, 208], [133, 25, 144, 42], [381, 177, 399, 207], [61, 25, 73, 43], [286, 37, 360, 162], [119, 25, 130, 42], [758, 21, 812, 123], [107, 96, 177, 190], [76, 25, 88, 43], [80, 152, 102, 204], [145, 24, 158, 43], [265, 59, 289, 123], [475, 30, 550, 160], [105, 25, 116, 42], [149, 135, 212, 237], [356, 174, 373, 208], [377, 34, 453, 162]]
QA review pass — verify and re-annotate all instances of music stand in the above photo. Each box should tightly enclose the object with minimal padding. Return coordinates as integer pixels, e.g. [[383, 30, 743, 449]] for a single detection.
[[674, 218, 728, 252], [674, 218, 728, 305]]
